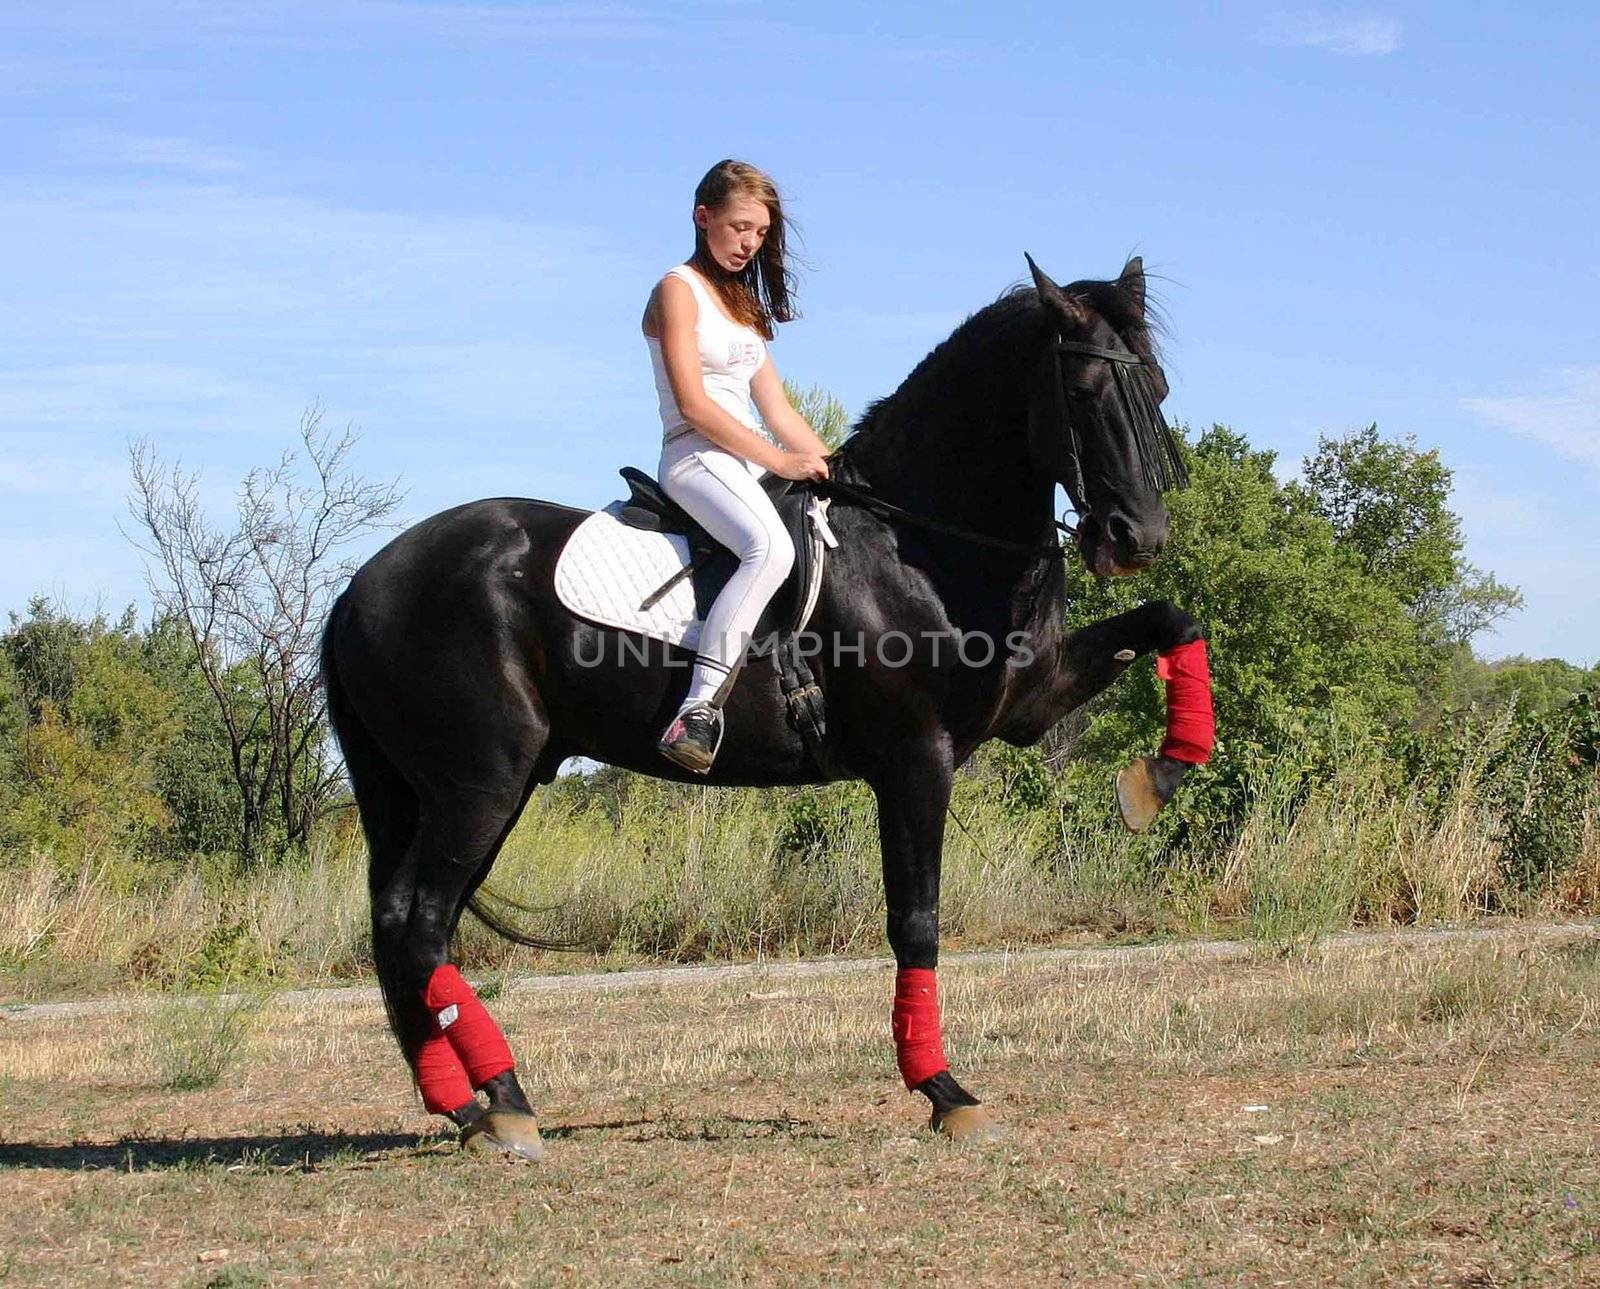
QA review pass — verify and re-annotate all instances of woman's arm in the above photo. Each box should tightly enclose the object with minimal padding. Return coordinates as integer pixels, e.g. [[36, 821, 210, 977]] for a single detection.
[[648, 276, 788, 473], [750, 356, 832, 457]]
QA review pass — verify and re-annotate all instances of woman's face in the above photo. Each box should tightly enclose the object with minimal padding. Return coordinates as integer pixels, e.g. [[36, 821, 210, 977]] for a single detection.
[[695, 194, 770, 273]]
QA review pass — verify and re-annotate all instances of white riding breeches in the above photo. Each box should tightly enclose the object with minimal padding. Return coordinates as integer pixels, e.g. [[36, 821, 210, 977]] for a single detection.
[[658, 436, 795, 704]]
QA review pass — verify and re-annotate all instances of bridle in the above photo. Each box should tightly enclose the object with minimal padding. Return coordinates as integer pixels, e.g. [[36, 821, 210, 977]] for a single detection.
[[1048, 335, 1186, 527], [812, 330, 1184, 565]]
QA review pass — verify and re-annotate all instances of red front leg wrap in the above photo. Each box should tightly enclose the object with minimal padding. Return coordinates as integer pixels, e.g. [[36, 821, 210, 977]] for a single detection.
[[891, 967, 949, 1089], [1156, 638, 1215, 765], [422, 964, 515, 1089]]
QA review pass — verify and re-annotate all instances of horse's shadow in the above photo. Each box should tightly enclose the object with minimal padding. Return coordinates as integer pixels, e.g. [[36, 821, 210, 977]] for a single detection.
[[545, 1113, 831, 1143], [0, 1130, 442, 1172], [0, 1115, 832, 1171]]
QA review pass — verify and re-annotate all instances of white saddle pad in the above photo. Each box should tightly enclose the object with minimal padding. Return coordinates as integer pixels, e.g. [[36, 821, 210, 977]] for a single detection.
[[553, 500, 835, 652]]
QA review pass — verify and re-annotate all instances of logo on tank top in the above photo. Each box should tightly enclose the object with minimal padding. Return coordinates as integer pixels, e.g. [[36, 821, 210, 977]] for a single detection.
[[727, 340, 759, 370]]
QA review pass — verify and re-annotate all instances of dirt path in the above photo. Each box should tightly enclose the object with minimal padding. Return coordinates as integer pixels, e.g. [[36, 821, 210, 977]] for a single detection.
[[5, 918, 1596, 1022]]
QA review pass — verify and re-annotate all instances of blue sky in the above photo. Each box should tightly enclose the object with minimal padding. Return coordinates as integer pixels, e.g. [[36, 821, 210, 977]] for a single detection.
[[3, 2, 1596, 662]]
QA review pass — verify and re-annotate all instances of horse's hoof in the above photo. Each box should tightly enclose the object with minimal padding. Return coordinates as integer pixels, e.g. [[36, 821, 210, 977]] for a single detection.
[[930, 1104, 1005, 1144], [461, 1111, 545, 1163], [1116, 757, 1164, 833]]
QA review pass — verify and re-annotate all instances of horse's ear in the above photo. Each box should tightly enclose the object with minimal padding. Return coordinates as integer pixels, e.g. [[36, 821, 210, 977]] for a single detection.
[[1025, 253, 1088, 329], [1024, 252, 1060, 298], [1118, 256, 1147, 320]]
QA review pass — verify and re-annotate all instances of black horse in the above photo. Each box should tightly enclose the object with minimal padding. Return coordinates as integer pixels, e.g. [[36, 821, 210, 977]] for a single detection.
[[321, 255, 1206, 1159]]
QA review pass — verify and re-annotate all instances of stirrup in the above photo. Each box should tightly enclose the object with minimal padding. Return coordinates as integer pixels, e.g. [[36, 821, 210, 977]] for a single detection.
[[656, 702, 725, 774]]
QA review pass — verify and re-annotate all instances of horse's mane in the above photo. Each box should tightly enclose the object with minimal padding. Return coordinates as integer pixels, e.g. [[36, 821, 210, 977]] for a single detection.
[[834, 272, 1164, 466]]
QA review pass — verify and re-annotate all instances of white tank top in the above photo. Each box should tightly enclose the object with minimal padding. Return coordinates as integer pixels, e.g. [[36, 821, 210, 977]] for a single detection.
[[647, 264, 768, 445]]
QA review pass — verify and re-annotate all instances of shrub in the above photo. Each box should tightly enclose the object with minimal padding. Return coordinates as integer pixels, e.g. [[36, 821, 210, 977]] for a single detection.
[[145, 990, 266, 1091]]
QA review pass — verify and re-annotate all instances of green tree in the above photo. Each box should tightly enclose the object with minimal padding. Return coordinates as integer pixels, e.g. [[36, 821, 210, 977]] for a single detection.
[[141, 615, 245, 858], [0, 602, 251, 866], [1290, 425, 1520, 646], [0, 647, 26, 820], [0, 607, 182, 862], [4, 597, 90, 721], [783, 380, 853, 450], [1440, 650, 1599, 720], [1065, 425, 1424, 767]]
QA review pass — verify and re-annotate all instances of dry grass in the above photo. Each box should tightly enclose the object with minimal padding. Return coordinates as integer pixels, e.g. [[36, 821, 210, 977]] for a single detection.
[[3, 754, 1596, 1004], [0, 832, 375, 1000], [2, 932, 1597, 1284], [1559, 795, 1600, 912]]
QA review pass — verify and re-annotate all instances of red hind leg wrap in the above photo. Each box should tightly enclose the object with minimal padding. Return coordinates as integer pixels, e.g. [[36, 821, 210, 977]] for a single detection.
[[416, 1031, 474, 1116], [892, 967, 949, 1089], [1156, 639, 1215, 765], [423, 964, 515, 1088]]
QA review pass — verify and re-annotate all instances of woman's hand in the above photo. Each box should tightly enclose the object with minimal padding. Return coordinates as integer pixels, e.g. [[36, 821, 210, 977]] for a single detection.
[[771, 451, 831, 482]]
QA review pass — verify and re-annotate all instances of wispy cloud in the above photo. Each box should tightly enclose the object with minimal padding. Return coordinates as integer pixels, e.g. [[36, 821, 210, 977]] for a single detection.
[[0, 180, 638, 491], [0, 55, 105, 98], [1463, 367, 1600, 472], [0, 181, 618, 348], [10, 1, 663, 50], [367, 2, 662, 43], [1448, 470, 1545, 540], [1268, 12, 1403, 56], [67, 130, 249, 175], [0, 362, 278, 429], [359, 338, 646, 424], [0, 452, 128, 505]]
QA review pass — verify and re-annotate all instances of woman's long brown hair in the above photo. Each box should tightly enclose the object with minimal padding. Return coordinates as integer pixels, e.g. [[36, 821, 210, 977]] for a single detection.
[[688, 159, 797, 342]]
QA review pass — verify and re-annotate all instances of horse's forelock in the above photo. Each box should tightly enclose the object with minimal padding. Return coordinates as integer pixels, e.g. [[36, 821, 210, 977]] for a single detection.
[[1064, 276, 1168, 368]]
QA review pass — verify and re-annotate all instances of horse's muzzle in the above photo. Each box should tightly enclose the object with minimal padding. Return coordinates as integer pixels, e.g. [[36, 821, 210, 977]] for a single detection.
[[1082, 513, 1165, 578]]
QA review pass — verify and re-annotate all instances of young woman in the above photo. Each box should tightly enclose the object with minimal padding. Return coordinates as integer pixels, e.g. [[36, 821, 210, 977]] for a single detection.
[[643, 159, 831, 773]]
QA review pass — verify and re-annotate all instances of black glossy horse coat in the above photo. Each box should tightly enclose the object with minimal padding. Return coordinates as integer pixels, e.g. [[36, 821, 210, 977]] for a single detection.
[[321, 256, 1202, 1145]]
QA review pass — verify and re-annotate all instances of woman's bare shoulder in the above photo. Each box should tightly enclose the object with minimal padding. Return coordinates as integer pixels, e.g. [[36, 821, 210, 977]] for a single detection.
[[643, 272, 696, 338]]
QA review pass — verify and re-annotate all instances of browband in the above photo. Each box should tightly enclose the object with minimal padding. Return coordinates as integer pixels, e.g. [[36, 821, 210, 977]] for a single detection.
[[1054, 339, 1147, 364]]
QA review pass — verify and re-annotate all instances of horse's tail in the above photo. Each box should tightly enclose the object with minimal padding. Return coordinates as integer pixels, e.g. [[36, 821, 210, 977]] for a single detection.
[[464, 886, 585, 952], [320, 594, 429, 1063], [323, 595, 585, 983]]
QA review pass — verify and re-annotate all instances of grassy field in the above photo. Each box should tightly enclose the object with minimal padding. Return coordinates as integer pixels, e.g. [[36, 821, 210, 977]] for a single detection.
[[2, 930, 1597, 1285], [4, 746, 1596, 1004]]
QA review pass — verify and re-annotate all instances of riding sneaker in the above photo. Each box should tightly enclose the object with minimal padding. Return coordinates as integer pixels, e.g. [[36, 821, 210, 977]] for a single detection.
[[657, 702, 725, 774]]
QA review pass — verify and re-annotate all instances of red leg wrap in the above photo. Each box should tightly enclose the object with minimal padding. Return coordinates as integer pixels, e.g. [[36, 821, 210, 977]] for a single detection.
[[1156, 639, 1215, 765], [422, 964, 515, 1088], [892, 967, 949, 1089], [415, 1031, 474, 1116]]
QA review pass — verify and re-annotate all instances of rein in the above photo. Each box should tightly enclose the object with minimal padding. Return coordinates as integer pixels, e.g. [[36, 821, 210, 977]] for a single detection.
[[810, 475, 1072, 558], [809, 475, 1069, 687]]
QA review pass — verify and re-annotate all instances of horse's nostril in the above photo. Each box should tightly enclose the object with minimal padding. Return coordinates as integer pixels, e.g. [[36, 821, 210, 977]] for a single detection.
[[1107, 513, 1136, 551]]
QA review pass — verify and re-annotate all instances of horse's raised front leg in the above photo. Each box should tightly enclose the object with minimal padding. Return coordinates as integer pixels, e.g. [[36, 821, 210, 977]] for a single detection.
[[1056, 600, 1216, 832], [870, 743, 1004, 1143]]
